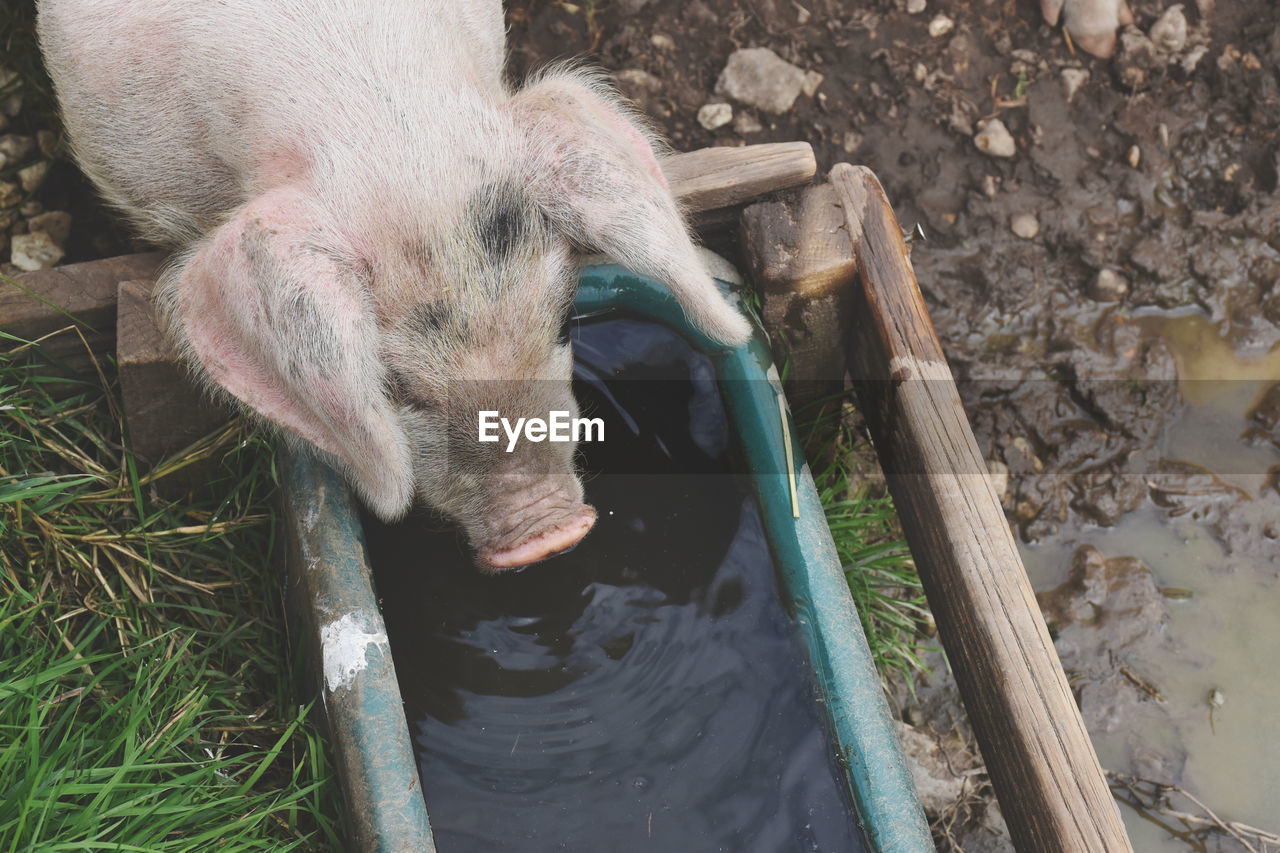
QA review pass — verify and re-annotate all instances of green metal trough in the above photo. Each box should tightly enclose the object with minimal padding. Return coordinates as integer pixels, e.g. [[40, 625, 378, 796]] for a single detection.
[[279, 263, 933, 852]]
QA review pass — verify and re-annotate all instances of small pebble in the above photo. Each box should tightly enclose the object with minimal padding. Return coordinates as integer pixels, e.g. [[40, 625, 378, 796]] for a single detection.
[[1126, 145, 1141, 168], [842, 130, 864, 154], [27, 210, 72, 248], [1087, 269, 1129, 302], [987, 459, 1010, 499], [914, 63, 929, 83], [733, 111, 763, 135], [650, 33, 675, 51], [18, 199, 42, 218], [17, 161, 48, 193], [1061, 68, 1089, 104], [1011, 212, 1040, 240], [696, 102, 733, 131], [795, 3, 811, 24], [1149, 4, 1188, 54], [0, 134, 36, 171], [0, 180, 19, 209], [928, 14, 954, 37], [801, 70, 824, 98], [10, 231, 65, 272], [716, 47, 808, 114], [906, 0, 927, 13], [981, 174, 998, 197], [974, 118, 1016, 158], [37, 129, 58, 158]]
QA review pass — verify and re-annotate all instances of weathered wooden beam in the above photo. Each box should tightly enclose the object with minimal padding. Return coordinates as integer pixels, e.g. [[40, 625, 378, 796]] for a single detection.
[[665, 141, 817, 216], [1, 253, 163, 373], [832, 163, 1132, 853], [739, 182, 853, 411]]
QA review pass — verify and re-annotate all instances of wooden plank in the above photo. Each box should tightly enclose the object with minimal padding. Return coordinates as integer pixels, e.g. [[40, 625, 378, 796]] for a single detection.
[[665, 142, 817, 215], [831, 163, 1132, 853], [1, 252, 164, 373], [117, 279, 230, 490], [2, 252, 164, 339]]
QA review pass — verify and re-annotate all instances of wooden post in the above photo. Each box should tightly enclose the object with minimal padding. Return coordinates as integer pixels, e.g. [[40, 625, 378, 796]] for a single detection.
[[831, 163, 1132, 852], [739, 183, 854, 412]]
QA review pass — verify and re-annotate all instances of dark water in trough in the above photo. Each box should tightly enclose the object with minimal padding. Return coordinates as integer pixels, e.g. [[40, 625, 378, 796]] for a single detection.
[[365, 316, 866, 852]]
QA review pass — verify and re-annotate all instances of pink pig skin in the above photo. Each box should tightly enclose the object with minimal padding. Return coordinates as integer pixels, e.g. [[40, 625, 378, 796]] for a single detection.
[[38, 0, 751, 569]]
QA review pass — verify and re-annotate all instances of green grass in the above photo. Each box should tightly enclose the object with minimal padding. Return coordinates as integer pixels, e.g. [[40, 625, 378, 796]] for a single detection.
[[799, 400, 932, 688], [0, 322, 341, 851]]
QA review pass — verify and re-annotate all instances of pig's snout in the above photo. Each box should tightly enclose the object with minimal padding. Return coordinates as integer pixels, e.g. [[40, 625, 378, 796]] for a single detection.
[[477, 504, 597, 572]]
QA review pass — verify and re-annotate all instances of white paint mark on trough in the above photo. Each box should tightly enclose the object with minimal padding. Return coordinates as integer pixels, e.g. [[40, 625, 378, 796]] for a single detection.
[[320, 611, 388, 694]]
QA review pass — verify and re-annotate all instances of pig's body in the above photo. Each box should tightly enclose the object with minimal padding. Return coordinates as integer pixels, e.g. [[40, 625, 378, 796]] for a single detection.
[[39, 0, 752, 569], [40, 1, 509, 244]]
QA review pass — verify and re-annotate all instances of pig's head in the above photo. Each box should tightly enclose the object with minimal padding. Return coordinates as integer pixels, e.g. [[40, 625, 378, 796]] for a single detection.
[[156, 69, 750, 570]]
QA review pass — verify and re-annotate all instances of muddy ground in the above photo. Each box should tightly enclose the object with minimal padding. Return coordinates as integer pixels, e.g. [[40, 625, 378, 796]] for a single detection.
[[499, 0, 1280, 849], [503, 0, 1277, 536], [4, 0, 1278, 849]]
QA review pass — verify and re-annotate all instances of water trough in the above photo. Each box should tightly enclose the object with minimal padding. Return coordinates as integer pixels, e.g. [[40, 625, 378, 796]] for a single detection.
[[278, 262, 934, 852]]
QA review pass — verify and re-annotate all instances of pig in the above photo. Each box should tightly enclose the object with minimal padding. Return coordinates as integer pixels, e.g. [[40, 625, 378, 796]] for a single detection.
[[1041, 0, 1134, 58], [37, 0, 752, 570]]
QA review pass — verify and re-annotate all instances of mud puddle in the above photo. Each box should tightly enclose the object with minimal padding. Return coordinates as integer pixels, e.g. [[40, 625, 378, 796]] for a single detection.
[[1021, 317, 1280, 848], [364, 316, 866, 852]]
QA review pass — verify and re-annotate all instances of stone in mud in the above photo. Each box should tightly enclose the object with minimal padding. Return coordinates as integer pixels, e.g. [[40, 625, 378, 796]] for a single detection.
[[927, 14, 954, 37], [1010, 212, 1039, 239], [10, 231, 64, 271], [715, 48, 808, 115], [17, 161, 47, 193], [1086, 268, 1128, 301], [0, 134, 36, 170], [0, 180, 18, 210], [1148, 4, 1189, 54], [1114, 26, 1161, 90], [1061, 68, 1090, 103], [696, 102, 732, 131], [26, 210, 72, 248], [733, 111, 764, 135], [973, 118, 1016, 158]]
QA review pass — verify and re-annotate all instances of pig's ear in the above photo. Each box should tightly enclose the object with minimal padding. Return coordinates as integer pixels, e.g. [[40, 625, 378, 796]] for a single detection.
[[161, 188, 414, 520], [508, 70, 752, 346]]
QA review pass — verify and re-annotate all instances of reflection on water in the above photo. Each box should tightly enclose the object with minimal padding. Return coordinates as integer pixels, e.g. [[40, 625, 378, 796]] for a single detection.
[[365, 317, 865, 852], [1023, 314, 1279, 850]]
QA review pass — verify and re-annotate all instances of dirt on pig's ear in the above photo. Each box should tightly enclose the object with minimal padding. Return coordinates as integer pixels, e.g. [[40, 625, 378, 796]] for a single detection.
[[506, 67, 752, 347], [156, 186, 415, 520]]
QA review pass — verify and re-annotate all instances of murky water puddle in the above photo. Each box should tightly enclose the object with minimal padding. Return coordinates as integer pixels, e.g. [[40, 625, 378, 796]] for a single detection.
[[365, 316, 866, 852], [1021, 314, 1280, 849]]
